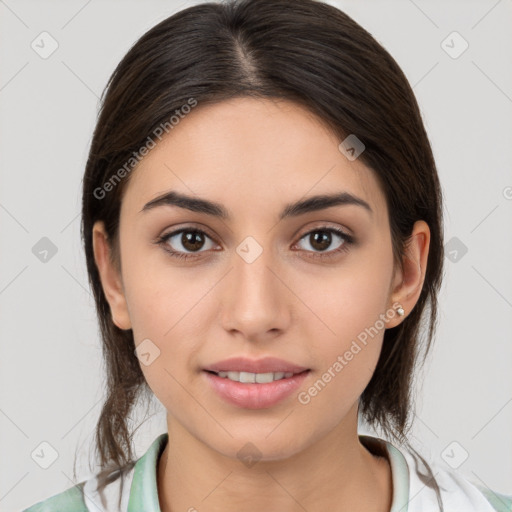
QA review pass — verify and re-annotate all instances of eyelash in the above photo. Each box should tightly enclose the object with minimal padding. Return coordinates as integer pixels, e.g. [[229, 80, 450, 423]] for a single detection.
[[155, 225, 354, 262]]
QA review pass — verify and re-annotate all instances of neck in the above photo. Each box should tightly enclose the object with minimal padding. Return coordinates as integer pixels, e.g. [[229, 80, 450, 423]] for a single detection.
[[157, 408, 392, 512]]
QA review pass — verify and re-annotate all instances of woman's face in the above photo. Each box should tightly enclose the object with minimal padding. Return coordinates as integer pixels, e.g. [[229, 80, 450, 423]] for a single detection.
[[95, 97, 413, 461]]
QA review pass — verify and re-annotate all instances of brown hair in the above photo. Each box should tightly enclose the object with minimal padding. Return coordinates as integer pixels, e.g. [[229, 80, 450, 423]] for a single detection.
[[80, 0, 445, 507]]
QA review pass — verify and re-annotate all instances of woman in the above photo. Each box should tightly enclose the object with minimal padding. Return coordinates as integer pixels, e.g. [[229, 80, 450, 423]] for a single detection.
[[22, 0, 511, 510]]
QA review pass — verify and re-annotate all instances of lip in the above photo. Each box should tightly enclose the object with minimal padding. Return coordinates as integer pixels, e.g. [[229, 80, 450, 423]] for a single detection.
[[203, 369, 310, 409], [203, 356, 309, 374]]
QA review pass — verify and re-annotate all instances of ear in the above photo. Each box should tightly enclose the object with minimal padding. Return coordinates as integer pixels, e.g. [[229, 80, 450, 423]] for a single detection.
[[386, 220, 430, 328], [92, 220, 132, 330]]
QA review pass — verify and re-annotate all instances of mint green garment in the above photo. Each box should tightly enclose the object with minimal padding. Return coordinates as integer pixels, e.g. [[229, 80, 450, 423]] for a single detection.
[[21, 433, 512, 511]]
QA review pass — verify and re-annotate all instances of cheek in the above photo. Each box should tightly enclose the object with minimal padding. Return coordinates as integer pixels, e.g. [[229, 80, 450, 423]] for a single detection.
[[299, 295, 386, 416], [301, 248, 392, 344], [125, 268, 207, 413], [120, 244, 213, 393], [120, 232, 197, 336], [297, 246, 392, 399]]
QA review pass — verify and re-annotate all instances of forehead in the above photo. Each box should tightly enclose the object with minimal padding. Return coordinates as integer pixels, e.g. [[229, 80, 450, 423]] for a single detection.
[[121, 97, 387, 224]]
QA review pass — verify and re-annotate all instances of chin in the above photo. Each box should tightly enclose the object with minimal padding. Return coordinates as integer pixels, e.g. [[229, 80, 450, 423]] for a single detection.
[[208, 430, 307, 465]]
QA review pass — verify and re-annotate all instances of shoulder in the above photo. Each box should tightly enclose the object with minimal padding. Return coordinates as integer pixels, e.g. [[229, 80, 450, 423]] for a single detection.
[[21, 464, 136, 512], [472, 482, 512, 512], [20, 433, 168, 512], [441, 469, 512, 511], [428, 461, 512, 512], [21, 482, 89, 512], [395, 442, 512, 512]]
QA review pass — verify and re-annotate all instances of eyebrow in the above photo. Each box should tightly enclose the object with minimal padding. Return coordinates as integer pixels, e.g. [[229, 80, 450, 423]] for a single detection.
[[140, 190, 373, 220]]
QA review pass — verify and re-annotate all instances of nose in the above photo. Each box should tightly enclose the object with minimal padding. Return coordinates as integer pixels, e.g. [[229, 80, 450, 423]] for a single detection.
[[219, 236, 291, 342]]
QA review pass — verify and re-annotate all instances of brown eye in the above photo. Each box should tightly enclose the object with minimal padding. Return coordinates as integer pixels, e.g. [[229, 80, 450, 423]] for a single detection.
[[296, 227, 352, 256], [308, 231, 334, 251], [158, 228, 218, 260], [179, 231, 206, 251], [156, 225, 354, 262]]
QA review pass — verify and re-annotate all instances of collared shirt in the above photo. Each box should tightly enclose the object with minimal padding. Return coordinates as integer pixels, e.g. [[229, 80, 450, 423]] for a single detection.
[[21, 432, 512, 511]]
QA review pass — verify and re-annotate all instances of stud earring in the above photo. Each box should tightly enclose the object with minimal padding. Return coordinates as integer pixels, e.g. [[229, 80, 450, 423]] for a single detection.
[[396, 304, 405, 316]]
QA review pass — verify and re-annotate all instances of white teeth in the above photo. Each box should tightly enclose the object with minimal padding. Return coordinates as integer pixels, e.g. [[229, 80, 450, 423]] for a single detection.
[[216, 371, 295, 383], [240, 371, 256, 383], [256, 372, 274, 383]]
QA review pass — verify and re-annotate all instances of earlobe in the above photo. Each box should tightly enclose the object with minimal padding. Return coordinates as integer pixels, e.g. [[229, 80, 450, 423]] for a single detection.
[[387, 220, 430, 327], [92, 221, 132, 330]]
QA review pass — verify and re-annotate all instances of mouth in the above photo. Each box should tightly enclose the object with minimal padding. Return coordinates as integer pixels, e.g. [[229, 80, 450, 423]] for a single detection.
[[203, 369, 310, 384], [202, 369, 311, 409]]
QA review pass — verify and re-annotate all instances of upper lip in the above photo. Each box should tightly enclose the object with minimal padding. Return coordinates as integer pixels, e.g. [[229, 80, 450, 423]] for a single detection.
[[203, 357, 309, 374]]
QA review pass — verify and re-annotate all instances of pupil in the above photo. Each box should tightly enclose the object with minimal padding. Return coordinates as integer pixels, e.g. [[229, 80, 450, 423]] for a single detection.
[[182, 231, 204, 251], [311, 231, 330, 251]]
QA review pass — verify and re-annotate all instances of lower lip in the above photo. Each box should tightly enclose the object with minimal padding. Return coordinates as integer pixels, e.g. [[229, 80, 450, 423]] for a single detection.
[[203, 370, 310, 409]]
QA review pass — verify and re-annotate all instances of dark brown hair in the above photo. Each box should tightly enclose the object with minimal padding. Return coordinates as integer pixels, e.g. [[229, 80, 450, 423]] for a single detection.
[[80, 0, 445, 507]]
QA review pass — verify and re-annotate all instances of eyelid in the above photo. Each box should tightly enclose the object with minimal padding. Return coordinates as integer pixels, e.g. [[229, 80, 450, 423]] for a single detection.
[[295, 220, 353, 238], [155, 221, 355, 259], [159, 222, 220, 242], [293, 224, 354, 254], [158, 221, 352, 244]]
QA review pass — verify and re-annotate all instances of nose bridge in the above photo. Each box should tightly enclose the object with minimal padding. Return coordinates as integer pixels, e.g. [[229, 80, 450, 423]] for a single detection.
[[221, 232, 288, 334], [233, 233, 279, 300]]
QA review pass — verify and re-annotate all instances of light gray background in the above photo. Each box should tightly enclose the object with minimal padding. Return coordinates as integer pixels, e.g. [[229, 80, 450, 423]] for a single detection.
[[1, 1, 511, 511]]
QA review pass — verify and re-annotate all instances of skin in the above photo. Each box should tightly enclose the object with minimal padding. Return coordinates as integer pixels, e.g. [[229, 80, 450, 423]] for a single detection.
[[93, 97, 430, 512]]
